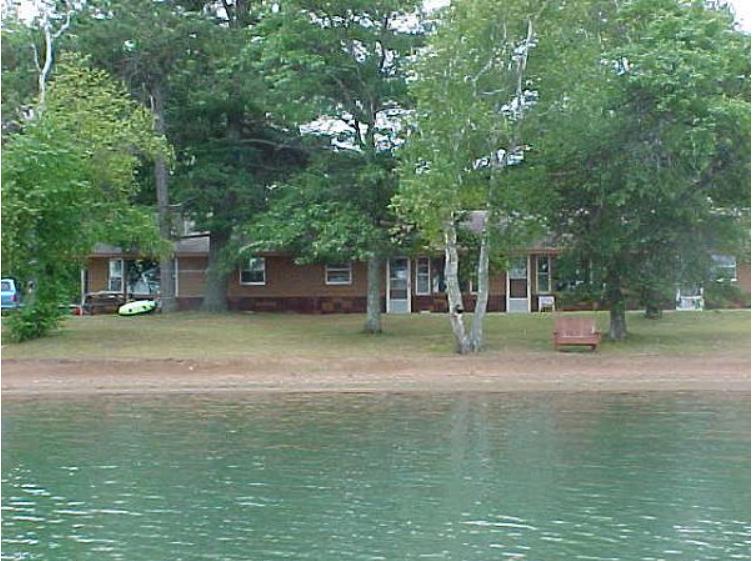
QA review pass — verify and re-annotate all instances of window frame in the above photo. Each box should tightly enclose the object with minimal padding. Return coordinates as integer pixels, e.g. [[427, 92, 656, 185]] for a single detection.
[[431, 258, 446, 294], [536, 255, 552, 294], [508, 256, 528, 280], [108, 258, 124, 292], [711, 254, 737, 282], [239, 256, 267, 286], [325, 263, 353, 286], [415, 257, 431, 295]]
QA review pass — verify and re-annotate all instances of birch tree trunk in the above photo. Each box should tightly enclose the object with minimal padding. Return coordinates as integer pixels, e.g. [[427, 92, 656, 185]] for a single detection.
[[363, 255, 382, 334], [33, 8, 73, 113], [151, 84, 177, 313], [443, 220, 471, 354], [469, 216, 491, 352]]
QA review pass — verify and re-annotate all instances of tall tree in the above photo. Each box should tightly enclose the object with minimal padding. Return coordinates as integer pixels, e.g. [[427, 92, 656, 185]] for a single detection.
[[249, 0, 425, 333], [2, 56, 165, 341], [167, 10, 307, 312], [396, 0, 545, 353], [1, 14, 38, 132], [531, 0, 750, 339], [75, 0, 209, 312]]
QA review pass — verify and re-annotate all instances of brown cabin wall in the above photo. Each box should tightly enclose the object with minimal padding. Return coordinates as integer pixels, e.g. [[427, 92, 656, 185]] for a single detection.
[[86, 254, 509, 312], [226, 255, 508, 313], [84, 251, 749, 314], [227, 257, 373, 299], [177, 256, 208, 298], [736, 261, 751, 294], [87, 258, 110, 292]]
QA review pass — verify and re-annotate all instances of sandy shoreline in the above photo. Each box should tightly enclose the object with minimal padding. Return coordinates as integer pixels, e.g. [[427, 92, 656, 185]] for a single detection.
[[2, 350, 750, 396]]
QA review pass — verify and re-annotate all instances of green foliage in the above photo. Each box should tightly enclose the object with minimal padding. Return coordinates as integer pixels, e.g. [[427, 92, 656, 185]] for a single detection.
[[704, 281, 751, 310], [77, 0, 309, 245], [247, 151, 388, 263], [1, 16, 39, 131], [531, 0, 750, 314], [395, 0, 547, 243], [4, 282, 71, 343], [2, 56, 166, 340], [248, 0, 424, 262]]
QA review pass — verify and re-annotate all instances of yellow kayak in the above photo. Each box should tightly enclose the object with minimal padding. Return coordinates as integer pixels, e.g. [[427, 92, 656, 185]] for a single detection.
[[118, 300, 157, 316]]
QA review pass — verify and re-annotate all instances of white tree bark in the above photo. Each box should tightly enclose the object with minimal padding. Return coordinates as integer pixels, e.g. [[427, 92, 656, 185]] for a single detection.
[[32, 3, 74, 112], [469, 214, 491, 352], [443, 219, 471, 354], [442, 17, 536, 355], [363, 255, 383, 334]]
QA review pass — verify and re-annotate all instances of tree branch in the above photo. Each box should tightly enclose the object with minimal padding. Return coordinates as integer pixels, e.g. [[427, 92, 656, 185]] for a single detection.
[[30, 42, 41, 73], [51, 9, 74, 40]]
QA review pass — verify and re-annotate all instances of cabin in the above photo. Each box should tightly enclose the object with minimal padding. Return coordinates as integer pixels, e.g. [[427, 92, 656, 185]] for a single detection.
[[82, 232, 750, 315], [82, 234, 566, 314]]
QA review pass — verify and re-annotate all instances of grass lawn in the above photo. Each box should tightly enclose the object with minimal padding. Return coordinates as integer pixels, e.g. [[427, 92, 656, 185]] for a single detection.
[[2, 309, 749, 361]]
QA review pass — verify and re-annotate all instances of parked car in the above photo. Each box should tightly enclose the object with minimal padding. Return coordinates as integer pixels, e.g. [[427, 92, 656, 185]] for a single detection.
[[1, 278, 22, 311]]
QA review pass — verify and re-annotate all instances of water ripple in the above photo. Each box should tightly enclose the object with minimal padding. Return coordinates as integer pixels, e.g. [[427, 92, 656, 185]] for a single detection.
[[2, 391, 750, 561]]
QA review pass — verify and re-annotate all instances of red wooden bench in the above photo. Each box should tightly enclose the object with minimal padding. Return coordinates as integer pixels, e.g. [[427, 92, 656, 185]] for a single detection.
[[553, 316, 602, 351]]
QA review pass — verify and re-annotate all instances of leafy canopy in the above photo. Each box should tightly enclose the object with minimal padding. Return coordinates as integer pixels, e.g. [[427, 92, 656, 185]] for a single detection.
[[2, 55, 167, 340]]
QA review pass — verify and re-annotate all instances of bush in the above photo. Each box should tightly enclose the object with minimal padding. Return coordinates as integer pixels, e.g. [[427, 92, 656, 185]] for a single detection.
[[5, 300, 65, 342], [704, 281, 751, 310]]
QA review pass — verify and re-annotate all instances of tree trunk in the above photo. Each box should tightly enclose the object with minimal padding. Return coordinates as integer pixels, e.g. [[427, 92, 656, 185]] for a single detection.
[[443, 220, 471, 354], [152, 84, 176, 313], [363, 255, 382, 334], [202, 230, 231, 313], [642, 287, 663, 319], [606, 272, 627, 341], [644, 303, 663, 319], [469, 218, 491, 352]]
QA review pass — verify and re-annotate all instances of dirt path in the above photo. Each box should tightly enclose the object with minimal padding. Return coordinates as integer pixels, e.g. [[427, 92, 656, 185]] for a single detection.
[[2, 350, 749, 396]]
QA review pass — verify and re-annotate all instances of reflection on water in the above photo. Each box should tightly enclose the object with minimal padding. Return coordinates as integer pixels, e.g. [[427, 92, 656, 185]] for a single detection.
[[2, 392, 750, 560]]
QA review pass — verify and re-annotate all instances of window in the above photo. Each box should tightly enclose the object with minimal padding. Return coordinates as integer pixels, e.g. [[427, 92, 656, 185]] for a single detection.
[[432, 259, 446, 293], [461, 271, 478, 294], [555, 258, 591, 291], [240, 257, 266, 285], [711, 254, 736, 282], [415, 257, 431, 295], [108, 258, 124, 292], [536, 255, 552, 293], [508, 256, 527, 280], [325, 263, 352, 285]]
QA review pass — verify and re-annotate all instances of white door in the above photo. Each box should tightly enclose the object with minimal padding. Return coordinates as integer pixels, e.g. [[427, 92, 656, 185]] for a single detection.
[[506, 256, 530, 313], [387, 257, 411, 313]]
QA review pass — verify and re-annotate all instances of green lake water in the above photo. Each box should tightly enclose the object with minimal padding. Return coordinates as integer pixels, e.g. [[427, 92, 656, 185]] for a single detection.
[[2, 392, 750, 560]]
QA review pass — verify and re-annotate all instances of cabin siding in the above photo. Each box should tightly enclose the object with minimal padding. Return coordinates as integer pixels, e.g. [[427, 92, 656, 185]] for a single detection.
[[87, 259, 110, 292], [737, 262, 751, 294], [177, 256, 208, 298], [228, 257, 374, 299], [83, 245, 749, 314]]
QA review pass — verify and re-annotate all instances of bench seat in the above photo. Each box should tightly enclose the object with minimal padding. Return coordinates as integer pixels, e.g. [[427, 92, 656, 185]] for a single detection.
[[553, 316, 602, 351]]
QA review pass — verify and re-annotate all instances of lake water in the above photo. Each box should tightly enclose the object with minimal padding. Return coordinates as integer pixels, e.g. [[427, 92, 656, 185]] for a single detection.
[[2, 392, 750, 560]]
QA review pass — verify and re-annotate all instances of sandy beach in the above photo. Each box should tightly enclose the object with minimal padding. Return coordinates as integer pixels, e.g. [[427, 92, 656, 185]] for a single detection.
[[3, 350, 749, 396]]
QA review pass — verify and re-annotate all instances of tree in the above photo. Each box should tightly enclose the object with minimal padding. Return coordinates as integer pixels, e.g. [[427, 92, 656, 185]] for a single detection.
[[2, 56, 166, 341], [1, 14, 38, 132], [396, 0, 545, 353], [77, 0, 309, 313], [167, 12, 308, 312], [247, 149, 389, 299], [248, 0, 425, 333], [75, 0, 211, 312], [531, 0, 750, 339]]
